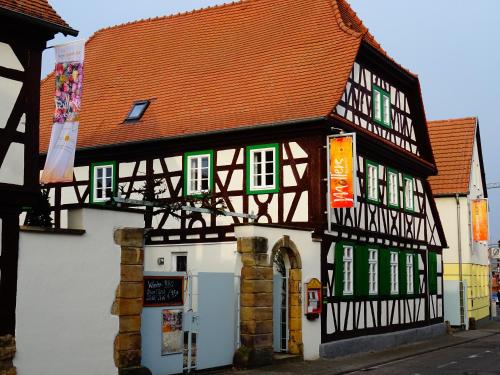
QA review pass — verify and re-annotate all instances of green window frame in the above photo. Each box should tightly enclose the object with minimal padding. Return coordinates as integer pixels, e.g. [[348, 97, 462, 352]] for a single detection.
[[183, 150, 214, 197], [386, 168, 400, 208], [90, 161, 117, 204], [365, 159, 380, 204], [372, 85, 391, 128], [403, 175, 415, 212], [389, 250, 399, 295], [428, 251, 438, 295], [245, 143, 279, 195]]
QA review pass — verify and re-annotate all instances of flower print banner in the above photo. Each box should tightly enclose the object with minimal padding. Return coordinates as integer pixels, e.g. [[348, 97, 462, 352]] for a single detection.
[[41, 40, 84, 184]]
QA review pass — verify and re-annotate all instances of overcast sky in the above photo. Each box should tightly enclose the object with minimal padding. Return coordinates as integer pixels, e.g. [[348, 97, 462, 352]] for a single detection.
[[44, 0, 500, 244]]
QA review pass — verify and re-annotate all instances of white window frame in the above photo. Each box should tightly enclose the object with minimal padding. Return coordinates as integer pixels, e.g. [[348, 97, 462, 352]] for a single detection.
[[343, 245, 354, 295], [368, 248, 378, 295], [92, 164, 114, 203], [390, 251, 399, 295], [366, 162, 379, 202], [406, 253, 414, 294], [172, 252, 187, 272], [383, 94, 391, 125], [404, 176, 415, 211], [249, 146, 277, 192], [387, 170, 399, 207], [186, 153, 211, 195], [373, 89, 382, 122]]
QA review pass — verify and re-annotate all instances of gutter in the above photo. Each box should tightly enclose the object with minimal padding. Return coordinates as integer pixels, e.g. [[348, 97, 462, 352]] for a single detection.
[[0, 7, 78, 36]]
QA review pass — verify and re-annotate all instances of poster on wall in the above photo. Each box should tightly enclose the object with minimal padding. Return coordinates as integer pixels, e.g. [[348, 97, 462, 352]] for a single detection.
[[41, 40, 85, 184], [471, 198, 489, 242], [161, 309, 183, 355], [328, 133, 357, 209]]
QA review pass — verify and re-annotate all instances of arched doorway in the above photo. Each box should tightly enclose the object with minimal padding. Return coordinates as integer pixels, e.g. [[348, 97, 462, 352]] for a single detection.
[[270, 236, 303, 355]]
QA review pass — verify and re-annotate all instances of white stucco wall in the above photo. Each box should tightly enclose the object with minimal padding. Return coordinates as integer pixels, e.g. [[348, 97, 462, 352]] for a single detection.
[[235, 225, 322, 361], [15, 208, 143, 375]]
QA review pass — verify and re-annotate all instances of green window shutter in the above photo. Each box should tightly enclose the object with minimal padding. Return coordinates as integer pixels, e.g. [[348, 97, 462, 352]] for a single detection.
[[398, 251, 407, 296], [428, 252, 437, 294], [413, 253, 420, 295], [379, 248, 391, 296], [334, 243, 344, 297], [355, 245, 369, 297]]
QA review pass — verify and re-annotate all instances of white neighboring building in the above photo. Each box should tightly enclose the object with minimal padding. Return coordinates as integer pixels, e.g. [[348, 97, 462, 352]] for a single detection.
[[428, 117, 490, 327]]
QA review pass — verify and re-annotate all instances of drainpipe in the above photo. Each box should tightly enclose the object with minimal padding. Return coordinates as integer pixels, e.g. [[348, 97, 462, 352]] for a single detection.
[[456, 194, 465, 329]]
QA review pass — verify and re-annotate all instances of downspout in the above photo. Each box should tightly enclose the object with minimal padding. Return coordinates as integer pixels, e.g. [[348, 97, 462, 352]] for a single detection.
[[456, 193, 465, 329]]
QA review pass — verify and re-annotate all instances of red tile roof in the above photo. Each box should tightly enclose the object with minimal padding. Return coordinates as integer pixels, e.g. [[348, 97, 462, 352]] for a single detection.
[[39, 0, 410, 152], [0, 0, 75, 34], [427, 117, 477, 195]]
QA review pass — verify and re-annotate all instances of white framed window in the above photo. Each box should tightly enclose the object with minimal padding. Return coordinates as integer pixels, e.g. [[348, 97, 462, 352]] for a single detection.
[[91, 162, 115, 203], [246, 144, 279, 194], [406, 253, 414, 294], [390, 251, 399, 295], [404, 176, 415, 211], [172, 252, 187, 272], [387, 170, 399, 207], [184, 150, 213, 196], [368, 248, 378, 295], [366, 161, 379, 203], [343, 245, 354, 295]]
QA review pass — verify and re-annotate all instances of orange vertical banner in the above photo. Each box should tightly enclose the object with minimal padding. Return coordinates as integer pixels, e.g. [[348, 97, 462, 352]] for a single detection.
[[329, 135, 355, 208], [472, 198, 488, 242]]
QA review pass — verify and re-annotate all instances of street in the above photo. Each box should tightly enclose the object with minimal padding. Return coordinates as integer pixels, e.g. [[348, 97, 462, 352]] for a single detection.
[[350, 331, 500, 375]]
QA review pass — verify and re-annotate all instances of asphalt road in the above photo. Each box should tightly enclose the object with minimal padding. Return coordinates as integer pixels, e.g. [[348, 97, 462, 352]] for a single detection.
[[350, 332, 500, 375]]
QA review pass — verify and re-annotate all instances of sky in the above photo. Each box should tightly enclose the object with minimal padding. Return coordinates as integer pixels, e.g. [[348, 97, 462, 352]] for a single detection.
[[44, 0, 500, 245]]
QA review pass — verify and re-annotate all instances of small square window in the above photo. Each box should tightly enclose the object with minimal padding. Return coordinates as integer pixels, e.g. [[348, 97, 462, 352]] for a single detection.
[[172, 252, 187, 272], [91, 162, 116, 203], [246, 144, 279, 194], [125, 100, 150, 122], [372, 85, 391, 128]]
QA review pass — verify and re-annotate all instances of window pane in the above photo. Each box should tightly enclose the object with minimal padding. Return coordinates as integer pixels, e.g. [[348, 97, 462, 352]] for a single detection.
[[97, 168, 103, 178], [383, 95, 390, 124], [201, 167, 208, 179], [105, 187, 112, 198], [201, 178, 209, 191], [176, 255, 187, 272], [265, 161, 273, 174], [265, 150, 273, 162], [265, 173, 274, 186], [201, 157, 209, 169], [374, 90, 381, 120], [254, 151, 262, 164]]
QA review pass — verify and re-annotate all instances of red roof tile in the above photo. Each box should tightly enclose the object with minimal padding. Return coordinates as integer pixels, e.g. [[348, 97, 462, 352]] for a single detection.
[[428, 117, 477, 195], [39, 0, 409, 152], [0, 0, 75, 33]]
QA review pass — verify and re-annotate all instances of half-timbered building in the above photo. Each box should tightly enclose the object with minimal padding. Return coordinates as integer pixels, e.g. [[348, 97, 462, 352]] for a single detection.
[[38, 0, 446, 363], [0, 0, 77, 370], [428, 117, 489, 328]]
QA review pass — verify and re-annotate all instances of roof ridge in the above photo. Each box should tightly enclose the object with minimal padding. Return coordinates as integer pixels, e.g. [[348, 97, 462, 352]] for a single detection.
[[86, 0, 248, 43], [428, 116, 477, 124]]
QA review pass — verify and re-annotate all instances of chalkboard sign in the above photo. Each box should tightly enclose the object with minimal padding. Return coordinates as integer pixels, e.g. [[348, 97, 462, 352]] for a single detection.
[[143, 276, 184, 307]]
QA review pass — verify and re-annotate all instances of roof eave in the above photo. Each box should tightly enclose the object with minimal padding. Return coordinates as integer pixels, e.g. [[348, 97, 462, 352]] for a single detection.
[[0, 7, 78, 36]]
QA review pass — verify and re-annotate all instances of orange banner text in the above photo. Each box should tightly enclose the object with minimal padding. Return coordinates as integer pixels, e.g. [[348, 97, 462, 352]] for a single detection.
[[329, 135, 355, 208]]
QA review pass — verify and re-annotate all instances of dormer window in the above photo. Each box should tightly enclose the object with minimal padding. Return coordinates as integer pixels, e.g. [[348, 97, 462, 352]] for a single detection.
[[125, 100, 149, 122]]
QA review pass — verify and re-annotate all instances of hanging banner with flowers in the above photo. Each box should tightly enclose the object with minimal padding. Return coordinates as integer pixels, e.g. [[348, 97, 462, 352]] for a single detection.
[[41, 40, 84, 184], [471, 198, 489, 242]]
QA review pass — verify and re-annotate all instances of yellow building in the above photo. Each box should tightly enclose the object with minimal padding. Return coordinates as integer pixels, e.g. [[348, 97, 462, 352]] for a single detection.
[[428, 117, 490, 327]]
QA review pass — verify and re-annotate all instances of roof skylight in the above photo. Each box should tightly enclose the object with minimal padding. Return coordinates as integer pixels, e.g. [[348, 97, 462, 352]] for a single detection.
[[125, 100, 149, 122]]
